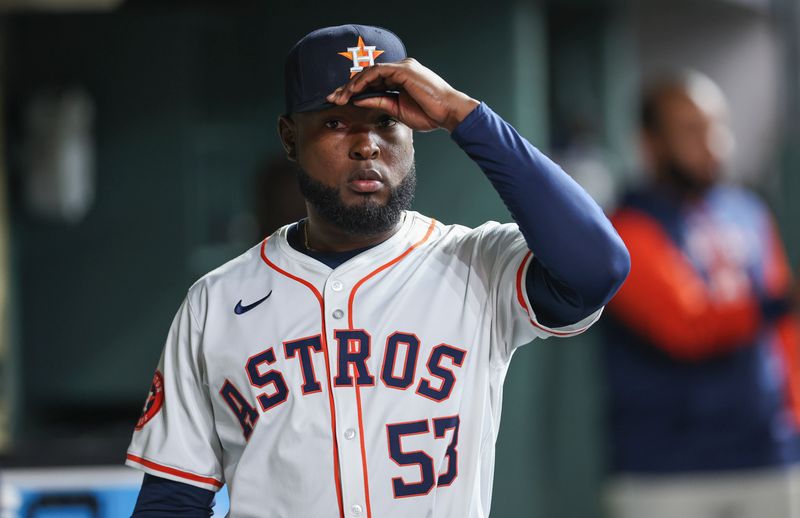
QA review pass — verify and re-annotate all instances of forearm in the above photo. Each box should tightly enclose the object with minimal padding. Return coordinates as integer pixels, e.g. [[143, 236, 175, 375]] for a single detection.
[[451, 103, 630, 325], [608, 209, 788, 360]]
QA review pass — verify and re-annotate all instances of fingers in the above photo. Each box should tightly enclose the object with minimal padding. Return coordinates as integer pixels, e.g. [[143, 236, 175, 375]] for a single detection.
[[327, 62, 405, 105], [321, 57, 463, 132]]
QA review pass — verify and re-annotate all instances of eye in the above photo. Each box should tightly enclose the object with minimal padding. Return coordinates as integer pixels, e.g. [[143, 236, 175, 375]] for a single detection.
[[378, 116, 398, 128], [324, 119, 343, 129]]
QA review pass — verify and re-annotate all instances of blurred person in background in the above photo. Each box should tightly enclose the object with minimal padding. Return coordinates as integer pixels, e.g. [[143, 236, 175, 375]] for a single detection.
[[252, 156, 307, 238], [603, 71, 800, 518]]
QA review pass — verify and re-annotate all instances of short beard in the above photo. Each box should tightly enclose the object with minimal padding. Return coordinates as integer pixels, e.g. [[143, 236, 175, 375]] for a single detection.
[[660, 159, 716, 198], [297, 164, 416, 237]]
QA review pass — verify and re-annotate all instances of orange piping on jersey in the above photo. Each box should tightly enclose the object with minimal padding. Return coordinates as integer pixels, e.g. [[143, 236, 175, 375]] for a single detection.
[[514, 251, 593, 337], [515, 252, 533, 311], [608, 209, 761, 361], [354, 384, 372, 515], [346, 218, 437, 518], [260, 238, 345, 518], [126, 453, 223, 488], [347, 219, 437, 320]]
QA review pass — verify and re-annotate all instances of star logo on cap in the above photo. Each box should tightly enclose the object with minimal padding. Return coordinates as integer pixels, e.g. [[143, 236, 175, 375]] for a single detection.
[[338, 36, 384, 78]]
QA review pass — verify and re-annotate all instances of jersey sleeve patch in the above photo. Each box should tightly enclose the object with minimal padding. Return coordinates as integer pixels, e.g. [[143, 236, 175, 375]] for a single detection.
[[135, 370, 165, 430], [515, 251, 603, 338]]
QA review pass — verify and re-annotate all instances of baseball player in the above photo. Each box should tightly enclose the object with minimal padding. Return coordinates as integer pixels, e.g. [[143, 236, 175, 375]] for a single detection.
[[603, 73, 800, 518], [127, 24, 630, 517]]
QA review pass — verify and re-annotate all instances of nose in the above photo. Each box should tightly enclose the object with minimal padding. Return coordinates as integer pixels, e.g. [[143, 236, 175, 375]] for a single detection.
[[349, 131, 380, 161]]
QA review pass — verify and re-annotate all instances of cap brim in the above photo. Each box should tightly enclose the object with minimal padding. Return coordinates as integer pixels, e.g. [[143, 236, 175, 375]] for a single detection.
[[291, 90, 400, 113]]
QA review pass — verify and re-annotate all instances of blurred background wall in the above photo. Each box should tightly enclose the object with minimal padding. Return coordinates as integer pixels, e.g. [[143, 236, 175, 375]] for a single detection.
[[0, 0, 798, 517]]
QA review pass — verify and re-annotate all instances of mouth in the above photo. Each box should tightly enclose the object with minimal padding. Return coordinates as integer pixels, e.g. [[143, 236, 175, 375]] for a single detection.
[[347, 168, 384, 194]]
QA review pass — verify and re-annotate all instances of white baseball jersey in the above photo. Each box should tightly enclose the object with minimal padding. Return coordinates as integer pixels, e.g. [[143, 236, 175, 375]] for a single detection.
[[126, 210, 602, 518]]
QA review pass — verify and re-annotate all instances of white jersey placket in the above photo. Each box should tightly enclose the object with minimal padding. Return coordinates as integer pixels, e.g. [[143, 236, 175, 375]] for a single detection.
[[323, 268, 369, 518], [324, 217, 436, 518]]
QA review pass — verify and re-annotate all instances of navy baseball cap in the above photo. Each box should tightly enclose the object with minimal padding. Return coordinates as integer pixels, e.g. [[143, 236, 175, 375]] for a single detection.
[[284, 24, 407, 114]]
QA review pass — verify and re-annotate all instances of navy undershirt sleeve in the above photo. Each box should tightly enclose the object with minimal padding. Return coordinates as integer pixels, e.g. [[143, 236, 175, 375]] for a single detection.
[[451, 102, 630, 327], [131, 474, 214, 517]]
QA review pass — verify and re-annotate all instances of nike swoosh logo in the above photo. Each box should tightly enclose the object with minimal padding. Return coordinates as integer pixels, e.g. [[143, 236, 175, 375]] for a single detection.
[[234, 290, 272, 315]]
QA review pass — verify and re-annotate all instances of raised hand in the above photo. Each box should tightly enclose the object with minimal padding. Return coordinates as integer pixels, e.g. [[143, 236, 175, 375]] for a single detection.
[[326, 57, 480, 133]]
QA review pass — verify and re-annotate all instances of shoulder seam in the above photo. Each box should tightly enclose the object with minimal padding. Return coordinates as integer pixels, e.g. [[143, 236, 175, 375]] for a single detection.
[[186, 291, 202, 329]]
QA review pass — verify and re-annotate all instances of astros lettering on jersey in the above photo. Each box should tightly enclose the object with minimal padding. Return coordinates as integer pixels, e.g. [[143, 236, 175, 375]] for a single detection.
[[126, 212, 601, 517]]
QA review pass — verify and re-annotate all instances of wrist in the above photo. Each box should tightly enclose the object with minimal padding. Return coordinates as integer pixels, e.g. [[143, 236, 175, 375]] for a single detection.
[[443, 92, 480, 133]]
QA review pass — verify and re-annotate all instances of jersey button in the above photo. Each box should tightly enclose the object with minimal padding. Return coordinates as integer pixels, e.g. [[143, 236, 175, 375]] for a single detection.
[[331, 280, 344, 292], [351, 504, 363, 516], [332, 309, 344, 319], [344, 428, 356, 440]]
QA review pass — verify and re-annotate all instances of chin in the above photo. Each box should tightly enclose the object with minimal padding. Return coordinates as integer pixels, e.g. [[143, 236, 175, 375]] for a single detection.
[[343, 193, 389, 207]]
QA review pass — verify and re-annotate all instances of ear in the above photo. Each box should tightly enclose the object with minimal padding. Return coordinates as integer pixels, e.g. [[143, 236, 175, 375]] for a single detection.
[[278, 115, 297, 161]]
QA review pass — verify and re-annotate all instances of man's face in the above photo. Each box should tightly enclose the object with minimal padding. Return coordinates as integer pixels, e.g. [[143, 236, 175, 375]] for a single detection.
[[279, 103, 416, 235], [648, 90, 732, 194]]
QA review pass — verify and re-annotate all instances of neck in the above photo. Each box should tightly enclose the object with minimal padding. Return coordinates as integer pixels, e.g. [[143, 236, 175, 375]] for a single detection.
[[303, 208, 402, 253]]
